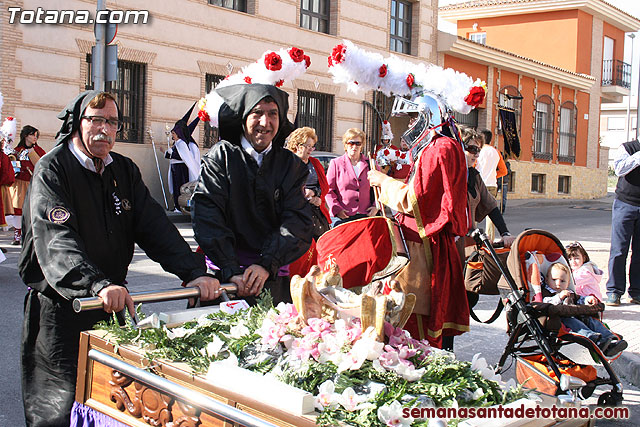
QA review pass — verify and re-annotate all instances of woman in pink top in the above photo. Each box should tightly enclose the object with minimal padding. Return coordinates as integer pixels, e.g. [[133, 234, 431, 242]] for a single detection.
[[325, 128, 378, 226], [566, 241, 604, 301]]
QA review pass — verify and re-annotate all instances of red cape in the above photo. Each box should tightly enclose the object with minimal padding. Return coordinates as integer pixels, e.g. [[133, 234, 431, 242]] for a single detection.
[[398, 136, 470, 342]]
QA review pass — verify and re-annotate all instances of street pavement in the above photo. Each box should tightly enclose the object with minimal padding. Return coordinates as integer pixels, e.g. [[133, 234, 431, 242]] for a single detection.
[[1, 193, 639, 425]]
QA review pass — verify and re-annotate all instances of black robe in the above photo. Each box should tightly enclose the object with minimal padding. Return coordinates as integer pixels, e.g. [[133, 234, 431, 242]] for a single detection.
[[191, 83, 312, 299], [19, 142, 207, 427]]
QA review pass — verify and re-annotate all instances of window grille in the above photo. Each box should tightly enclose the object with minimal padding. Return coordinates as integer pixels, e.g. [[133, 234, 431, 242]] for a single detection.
[[203, 74, 225, 148], [533, 95, 554, 160], [558, 101, 577, 163], [86, 55, 146, 143], [297, 90, 334, 152]]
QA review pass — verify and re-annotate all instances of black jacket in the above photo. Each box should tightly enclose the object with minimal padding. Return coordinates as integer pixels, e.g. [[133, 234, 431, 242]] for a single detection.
[[18, 143, 207, 300]]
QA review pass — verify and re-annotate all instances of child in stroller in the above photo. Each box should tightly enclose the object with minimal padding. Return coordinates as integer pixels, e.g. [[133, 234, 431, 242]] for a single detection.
[[543, 262, 627, 358]]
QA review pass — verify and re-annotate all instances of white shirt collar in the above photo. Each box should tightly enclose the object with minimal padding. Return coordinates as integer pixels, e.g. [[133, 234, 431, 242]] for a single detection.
[[241, 136, 272, 167], [68, 140, 113, 174]]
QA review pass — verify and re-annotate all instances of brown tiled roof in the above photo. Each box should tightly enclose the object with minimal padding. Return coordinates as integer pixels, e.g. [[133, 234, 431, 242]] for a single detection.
[[439, 0, 639, 22]]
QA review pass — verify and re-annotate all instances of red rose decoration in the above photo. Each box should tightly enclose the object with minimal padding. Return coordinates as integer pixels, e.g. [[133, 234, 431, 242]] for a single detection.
[[244, 76, 252, 84], [288, 47, 305, 63], [383, 149, 390, 156], [197, 109, 210, 122], [7, 117, 13, 120], [399, 153, 406, 159], [464, 86, 486, 107], [379, 64, 387, 78], [304, 55, 311, 68], [264, 52, 283, 71], [275, 79, 284, 87], [406, 73, 415, 88], [330, 44, 346, 66]]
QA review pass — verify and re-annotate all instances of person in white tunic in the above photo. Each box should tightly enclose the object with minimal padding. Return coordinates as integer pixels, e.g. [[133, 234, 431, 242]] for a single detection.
[[166, 103, 201, 211]]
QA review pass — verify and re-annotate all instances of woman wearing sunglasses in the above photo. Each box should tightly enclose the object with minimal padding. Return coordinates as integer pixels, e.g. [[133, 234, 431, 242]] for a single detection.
[[325, 128, 378, 226], [460, 126, 514, 248]]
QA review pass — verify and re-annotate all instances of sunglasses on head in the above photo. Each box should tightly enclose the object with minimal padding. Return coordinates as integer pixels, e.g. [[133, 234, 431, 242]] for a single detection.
[[464, 145, 481, 155], [566, 242, 583, 250], [346, 140, 362, 146]]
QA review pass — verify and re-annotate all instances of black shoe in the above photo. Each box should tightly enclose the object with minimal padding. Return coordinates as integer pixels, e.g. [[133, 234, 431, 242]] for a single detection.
[[11, 239, 20, 246], [606, 294, 621, 306], [0, 247, 6, 253], [598, 336, 614, 352], [605, 340, 628, 358]]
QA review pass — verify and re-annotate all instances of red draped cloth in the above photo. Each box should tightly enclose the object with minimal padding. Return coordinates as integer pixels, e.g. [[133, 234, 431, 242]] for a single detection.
[[397, 136, 469, 346]]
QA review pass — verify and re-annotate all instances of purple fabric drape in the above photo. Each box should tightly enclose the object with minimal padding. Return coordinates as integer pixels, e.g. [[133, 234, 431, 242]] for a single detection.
[[70, 402, 129, 427]]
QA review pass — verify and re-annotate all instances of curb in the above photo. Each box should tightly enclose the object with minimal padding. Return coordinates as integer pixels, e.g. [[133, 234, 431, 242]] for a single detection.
[[614, 351, 640, 390]]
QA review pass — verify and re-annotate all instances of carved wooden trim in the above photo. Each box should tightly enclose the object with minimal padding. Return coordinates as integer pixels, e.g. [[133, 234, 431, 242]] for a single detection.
[[109, 369, 202, 427]]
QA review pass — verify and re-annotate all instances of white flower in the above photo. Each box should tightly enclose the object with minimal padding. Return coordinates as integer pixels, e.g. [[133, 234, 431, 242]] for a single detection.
[[471, 353, 488, 371], [315, 380, 340, 411], [165, 326, 195, 340], [502, 378, 518, 394], [351, 333, 384, 360], [472, 353, 502, 382], [394, 364, 425, 382], [339, 387, 361, 411], [206, 335, 225, 357], [196, 314, 215, 327], [377, 400, 413, 426], [228, 322, 250, 339], [318, 334, 341, 363], [337, 349, 366, 372]]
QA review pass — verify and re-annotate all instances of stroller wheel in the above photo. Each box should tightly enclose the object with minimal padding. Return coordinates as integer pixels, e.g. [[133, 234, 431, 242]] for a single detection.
[[597, 391, 623, 407], [577, 384, 596, 400]]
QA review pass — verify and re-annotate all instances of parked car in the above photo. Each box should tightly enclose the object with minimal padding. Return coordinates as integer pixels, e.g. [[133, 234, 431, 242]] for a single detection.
[[313, 151, 340, 173]]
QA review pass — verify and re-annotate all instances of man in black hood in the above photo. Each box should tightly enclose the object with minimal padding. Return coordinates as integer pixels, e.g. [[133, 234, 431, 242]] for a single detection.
[[18, 90, 220, 426], [192, 84, 312, 304]]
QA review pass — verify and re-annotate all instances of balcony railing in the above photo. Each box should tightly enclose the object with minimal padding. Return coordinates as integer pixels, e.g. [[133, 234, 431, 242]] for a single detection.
[[602, 59, 631, 88]]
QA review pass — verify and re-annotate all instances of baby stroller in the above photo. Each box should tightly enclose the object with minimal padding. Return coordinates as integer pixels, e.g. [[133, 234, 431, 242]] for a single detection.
[[470, 228, 624, 406]]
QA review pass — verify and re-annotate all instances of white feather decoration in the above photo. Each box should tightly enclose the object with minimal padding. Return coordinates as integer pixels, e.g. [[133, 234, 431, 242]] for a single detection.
[[199, 47, 310, 127], [328, 40, 486, 115]]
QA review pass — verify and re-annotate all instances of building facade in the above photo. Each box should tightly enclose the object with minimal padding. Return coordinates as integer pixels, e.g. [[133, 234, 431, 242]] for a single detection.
[[0, 0, 439, 207], [440, 0, 640, 199], [600, 95, 638, 165]]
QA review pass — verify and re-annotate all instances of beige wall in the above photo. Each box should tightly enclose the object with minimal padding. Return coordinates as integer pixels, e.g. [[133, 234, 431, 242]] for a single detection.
[[1, 0, 439, 206]]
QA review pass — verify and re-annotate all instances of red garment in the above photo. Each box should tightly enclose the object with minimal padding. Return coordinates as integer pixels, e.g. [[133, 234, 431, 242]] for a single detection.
[[398, 136, 469, 342], [15, 145, 46, 182], [309, 156, 331, 223], [0, 151, 15, 225]]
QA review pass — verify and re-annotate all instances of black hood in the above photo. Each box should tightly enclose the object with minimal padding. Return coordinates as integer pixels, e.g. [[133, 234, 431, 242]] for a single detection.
[[215, 84, 294, 147], [54, 90, 121, 145]]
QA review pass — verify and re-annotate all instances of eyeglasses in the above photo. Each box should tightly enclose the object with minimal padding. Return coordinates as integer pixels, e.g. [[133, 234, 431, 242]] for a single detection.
[[346, 140, 362, 146], [82, 115, 123, 131], [303, 144, 316, 149], [464, 145, 481, 155]]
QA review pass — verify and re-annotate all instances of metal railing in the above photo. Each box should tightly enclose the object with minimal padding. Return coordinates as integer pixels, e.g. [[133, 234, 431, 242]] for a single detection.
[[602, 59, 631, 88]]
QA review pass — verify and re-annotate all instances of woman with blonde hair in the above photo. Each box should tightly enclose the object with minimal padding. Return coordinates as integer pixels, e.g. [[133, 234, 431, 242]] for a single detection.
[[326, 128, 377, 226], [286, 126, 330, 239]]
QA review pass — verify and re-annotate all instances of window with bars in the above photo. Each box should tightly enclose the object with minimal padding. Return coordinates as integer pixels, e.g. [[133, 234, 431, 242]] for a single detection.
[[498, 86, 522, 137], [533, 95, 554, 160], [203, 74, 225, 148], [390, 0, 412, 54], [300, 0, 329, 33], [558, 101, 577, 163], [531, 173, 546, 194], [297, 90, 334, 152], [86, 55, 146, 143], [558, 175, 571, 194], [363, 91, 394, 147], [208, 0, 246, 12], [453, 109, 479, 129]]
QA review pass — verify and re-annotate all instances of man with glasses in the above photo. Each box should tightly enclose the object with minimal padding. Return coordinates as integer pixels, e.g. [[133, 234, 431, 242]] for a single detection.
[[18, 90, 220, 426]]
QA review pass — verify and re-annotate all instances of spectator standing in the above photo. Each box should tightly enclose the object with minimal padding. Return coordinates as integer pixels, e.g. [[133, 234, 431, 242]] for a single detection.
[[166, 104, 201, 212], [326, 128, 378, 226], [10, 125, 46, 245], [1, 117, 17, 231], [475, 129, 507, 240], [605, 140, 640, 306], [286, 126, 331, 240]]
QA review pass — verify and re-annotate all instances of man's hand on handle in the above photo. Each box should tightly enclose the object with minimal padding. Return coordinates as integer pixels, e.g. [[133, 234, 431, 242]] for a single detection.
[[186, 275, 221, 305], [98, 285, 134, 317], [231, 264, 269, 296]]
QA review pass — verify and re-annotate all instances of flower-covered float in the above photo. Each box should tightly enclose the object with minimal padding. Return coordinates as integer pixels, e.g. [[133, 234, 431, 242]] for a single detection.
[[74, 267, 544, 427]]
